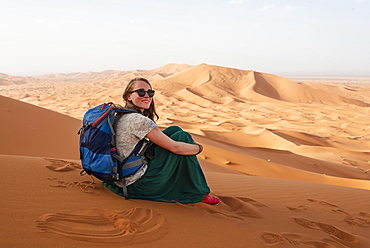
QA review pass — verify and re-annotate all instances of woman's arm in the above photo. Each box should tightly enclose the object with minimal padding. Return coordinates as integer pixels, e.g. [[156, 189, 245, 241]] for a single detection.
[[145, 127, 201, 155]]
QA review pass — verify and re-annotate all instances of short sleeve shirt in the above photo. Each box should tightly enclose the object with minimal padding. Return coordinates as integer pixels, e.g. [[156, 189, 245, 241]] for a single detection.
[[115, 113, 157, 158]]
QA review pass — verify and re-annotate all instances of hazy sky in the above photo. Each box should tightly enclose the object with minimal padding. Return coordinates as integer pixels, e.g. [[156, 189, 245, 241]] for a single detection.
[[1, 0, 369, 76]]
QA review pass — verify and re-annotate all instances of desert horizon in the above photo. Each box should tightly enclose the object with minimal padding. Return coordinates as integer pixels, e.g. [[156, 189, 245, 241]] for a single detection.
[[3, 64, 370, 85], [1, 63, 370, 247]]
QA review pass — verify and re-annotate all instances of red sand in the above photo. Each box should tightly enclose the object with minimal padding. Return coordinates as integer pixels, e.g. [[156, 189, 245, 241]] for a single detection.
[[1, 64, 370, 247]]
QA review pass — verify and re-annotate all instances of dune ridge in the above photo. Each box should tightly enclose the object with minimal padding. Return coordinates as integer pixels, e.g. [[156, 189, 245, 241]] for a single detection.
[[1, 63, 370, 247]]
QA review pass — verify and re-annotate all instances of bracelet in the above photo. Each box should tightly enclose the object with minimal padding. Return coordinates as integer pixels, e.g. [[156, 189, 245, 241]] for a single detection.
[[196, 144, 203, 155]]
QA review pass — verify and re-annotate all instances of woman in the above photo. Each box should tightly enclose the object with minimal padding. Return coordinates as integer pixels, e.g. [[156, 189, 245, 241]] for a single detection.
[[103, 77, 219, 205]]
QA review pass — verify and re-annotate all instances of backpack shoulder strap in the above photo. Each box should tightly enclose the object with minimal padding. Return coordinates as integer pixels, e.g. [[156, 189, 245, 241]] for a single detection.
[[114, 107, 138, 114]]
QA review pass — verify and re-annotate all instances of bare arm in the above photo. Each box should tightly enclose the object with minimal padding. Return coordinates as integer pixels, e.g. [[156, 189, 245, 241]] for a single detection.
[[145, 127, 201, 155]]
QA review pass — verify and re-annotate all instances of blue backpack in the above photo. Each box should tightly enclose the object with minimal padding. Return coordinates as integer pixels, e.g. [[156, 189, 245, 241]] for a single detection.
[[78, 102, 150, 198]]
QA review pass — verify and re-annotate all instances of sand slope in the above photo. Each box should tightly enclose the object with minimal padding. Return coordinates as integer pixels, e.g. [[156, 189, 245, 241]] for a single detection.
[[0, 95, 80, 159], [1, 63, 370, 247], [1, 153, 370, 247]]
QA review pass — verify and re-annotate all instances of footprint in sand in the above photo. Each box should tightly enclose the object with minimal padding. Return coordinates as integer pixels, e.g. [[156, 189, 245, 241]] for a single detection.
[[307, 198, 350, 216], [360, 212, 370, 218], [45, 158, 81, 172], [260, 232, 346, 247], [344, 216, 370, 227], [196, 196, 268, 221], [344, 212, 370, 227], [293, 217, 357, 243], [307, 199, 370, 229], [47, 178, 97, 194], [260, 232, 286, 245], [307, 199, 338, 208], [286, 205, 310, 212], [331, 209, 350, 216], [35, 207, 165, 243]]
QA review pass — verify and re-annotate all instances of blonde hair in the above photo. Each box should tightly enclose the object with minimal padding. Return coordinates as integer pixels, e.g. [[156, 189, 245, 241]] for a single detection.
[[122, 77, 159, 121]]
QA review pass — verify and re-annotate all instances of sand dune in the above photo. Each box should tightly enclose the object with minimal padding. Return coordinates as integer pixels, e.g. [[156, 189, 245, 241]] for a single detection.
[[152, 64, 370, 106], [0, 72, 45, 86], [0, 95, 80, 159], [1, 63, 370, 247]]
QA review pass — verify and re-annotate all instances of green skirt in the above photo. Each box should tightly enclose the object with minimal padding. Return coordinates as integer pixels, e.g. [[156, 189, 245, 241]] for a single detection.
[[103, 126, 210, 203]]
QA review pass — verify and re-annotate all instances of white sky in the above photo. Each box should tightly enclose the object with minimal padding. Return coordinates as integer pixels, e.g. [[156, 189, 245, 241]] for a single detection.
[[1, 0, 370, 76]]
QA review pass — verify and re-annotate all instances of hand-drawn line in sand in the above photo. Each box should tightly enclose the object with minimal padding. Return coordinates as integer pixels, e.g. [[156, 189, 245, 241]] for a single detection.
[[47, 177, 97, 194], [44, 158, 82, 172], [193, 196, 268, 221], [35, 207, 165, 243]]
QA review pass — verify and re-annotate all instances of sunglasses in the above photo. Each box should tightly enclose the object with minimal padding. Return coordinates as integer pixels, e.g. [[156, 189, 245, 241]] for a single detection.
[[130, 89, 155, 97]]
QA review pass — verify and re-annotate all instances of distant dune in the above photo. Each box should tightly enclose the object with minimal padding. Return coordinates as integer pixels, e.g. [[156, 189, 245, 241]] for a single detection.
[[1, 63, 370, 247], [152, 64, 370, 106]]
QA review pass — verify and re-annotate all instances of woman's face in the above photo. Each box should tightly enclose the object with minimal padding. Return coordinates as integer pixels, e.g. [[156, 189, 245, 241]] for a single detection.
[[127, 80, 153, 111]]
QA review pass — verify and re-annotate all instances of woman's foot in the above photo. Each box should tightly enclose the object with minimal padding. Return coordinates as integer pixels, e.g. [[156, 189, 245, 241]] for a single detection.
[[201, 194, 220, 205]]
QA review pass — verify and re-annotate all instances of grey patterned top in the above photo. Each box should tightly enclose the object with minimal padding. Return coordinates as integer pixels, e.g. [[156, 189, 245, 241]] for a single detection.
[[114, 112, 157, 186]]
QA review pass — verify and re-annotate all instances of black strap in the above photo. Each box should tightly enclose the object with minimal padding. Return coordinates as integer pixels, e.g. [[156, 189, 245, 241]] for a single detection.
[[119, 139, 150, 200], [114, 108, 138, 114], [132, 139, 145, 155], [79, 169, 86, 176], [122, 177, 128, 199]]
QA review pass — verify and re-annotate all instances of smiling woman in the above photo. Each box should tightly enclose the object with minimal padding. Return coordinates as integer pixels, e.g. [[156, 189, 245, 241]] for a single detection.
[[122, 77, 158, 121], [103, 77, 219, 205], [126, 79, 155, 114]]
